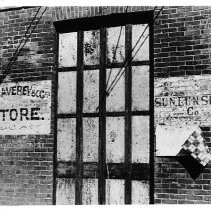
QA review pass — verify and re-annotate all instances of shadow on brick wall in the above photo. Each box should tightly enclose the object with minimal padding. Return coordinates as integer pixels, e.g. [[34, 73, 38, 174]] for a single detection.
[[175, 149, 204, 180]]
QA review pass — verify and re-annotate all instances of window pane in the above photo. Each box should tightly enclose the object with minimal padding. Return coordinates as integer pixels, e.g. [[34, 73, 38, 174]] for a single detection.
[[59, 32, 77, 67], [57, 118, 76, 162], [132, 116, 149, 163], [83, 70, 99, 113], [106, 68, 125, 112], [58, 71, 76, 114], [132, 181, 149, 204], [83, 118, 99, 162], [82, 178, 98, 205], [132, 24, 149, 61], [107, 26, 125, 64], [56, 178, 75, 205], [84, 30, 100, 65], [106, 179, 125, 204], [106, 117, 125, 163], [132, 66, 149, 111]]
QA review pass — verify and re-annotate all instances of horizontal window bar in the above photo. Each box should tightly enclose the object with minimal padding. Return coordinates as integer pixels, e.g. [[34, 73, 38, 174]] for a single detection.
[[57, 162, 150, 181]]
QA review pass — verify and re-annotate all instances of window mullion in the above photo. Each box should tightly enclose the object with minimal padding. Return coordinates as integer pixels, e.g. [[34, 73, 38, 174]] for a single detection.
[[125, 24, 132, 204], [98, 27, 107, 205], [75, 30, 84, 205]]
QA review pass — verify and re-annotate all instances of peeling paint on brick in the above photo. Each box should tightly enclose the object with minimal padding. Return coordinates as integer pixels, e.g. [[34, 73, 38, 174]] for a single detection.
[[17, 42, 43, 67]]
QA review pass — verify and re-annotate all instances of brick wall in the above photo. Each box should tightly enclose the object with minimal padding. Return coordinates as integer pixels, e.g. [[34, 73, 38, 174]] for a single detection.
[[1, 5, 211, 205], [0, 7, 55, 205], [0, 6, 155, 205], [154, 6, 211, 77], [154, 6, 211, 204]]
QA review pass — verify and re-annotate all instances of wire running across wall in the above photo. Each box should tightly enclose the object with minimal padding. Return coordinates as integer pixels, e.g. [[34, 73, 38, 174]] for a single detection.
[[0, 6, 47, 84], [96, 6, 164, 111], [106, 6, 164, 96]]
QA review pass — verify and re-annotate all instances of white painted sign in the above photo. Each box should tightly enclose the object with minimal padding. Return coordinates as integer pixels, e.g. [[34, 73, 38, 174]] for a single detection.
[[0, 80, 51, 135], [156, 125, 198, 156], [155, 74, 211, 127], [155, 75, 211, 156]]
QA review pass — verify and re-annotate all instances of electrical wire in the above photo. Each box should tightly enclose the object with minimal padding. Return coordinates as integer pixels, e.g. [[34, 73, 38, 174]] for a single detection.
[[95, 6, 164, 111], [0, 7, 47, 84], [5, 7, 41, 73], [9, 7, 47, 68], [106, 6, 128, 88], [106, 6, 159, 96], [106, 6, 164, 96], [106, 26, 123, 87]]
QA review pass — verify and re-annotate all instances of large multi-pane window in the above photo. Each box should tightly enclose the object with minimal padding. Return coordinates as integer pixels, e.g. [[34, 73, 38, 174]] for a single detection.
[[54, 12, 153, 205]]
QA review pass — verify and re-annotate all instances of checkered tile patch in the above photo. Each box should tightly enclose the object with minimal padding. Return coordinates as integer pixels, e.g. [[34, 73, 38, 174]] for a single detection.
[[182, 127, 211, 166]]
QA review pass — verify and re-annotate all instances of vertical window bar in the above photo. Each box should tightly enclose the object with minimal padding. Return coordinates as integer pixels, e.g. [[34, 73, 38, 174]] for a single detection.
[[149, 17, 154, 204], [98, 27, 107, 205], [125, 24, 132, 204], [75, 31, 84, 205], [53, 32, 59, 205]]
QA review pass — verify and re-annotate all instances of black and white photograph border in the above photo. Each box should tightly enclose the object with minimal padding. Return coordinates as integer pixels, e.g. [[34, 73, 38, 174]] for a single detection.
[[0, 0, 211, 209]]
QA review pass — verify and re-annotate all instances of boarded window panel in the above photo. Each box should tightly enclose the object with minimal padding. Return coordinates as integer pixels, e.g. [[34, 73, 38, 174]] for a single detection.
[[82, 178, 98, 205], [132, 181, 149, 204], [106, 179, 125, 204], [83, 70, 99, 113], [106, 68, 125, 112], [132, 116, 149, 163], [84, 30, 100, 65], [59, 32, 77, 67], [56, 178, 75, 205], [107, 26, 125, 64], [57, 118, 76, 162], [58, 71, 76, 114], [132, 24, 149, 61], [83, 118, 99, 162], [106, 117, 125, 163], [132, 66, 149, 111]]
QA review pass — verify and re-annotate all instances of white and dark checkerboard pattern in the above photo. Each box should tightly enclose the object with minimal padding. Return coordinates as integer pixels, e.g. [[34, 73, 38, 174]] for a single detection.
[[182, 127, 211, 166]]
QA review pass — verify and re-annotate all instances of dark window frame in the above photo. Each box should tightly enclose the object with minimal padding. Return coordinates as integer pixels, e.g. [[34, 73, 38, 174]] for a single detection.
[[53, 11, 154, 205]]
